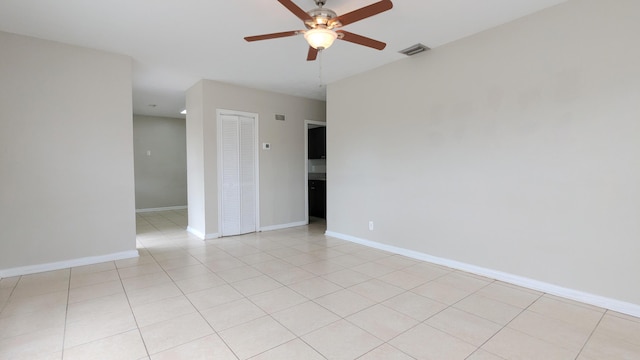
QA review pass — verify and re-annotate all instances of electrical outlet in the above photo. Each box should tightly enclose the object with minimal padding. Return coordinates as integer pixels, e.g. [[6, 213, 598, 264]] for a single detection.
[[369, 221, 374, 231]]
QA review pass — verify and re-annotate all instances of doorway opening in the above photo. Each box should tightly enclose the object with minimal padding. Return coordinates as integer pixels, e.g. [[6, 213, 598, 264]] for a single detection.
[[304, 120, 326, 225]]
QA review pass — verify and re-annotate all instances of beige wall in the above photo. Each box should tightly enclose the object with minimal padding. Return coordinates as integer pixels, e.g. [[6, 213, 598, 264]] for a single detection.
[[133, 115, 187, 210], [327, 0, 640, 307], [0, 31, 137, 273], [186, 80, 326, 236]]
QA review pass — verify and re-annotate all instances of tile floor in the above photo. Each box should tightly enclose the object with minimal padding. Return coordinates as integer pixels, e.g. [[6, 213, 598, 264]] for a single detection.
[[1, 209, 639, 359]]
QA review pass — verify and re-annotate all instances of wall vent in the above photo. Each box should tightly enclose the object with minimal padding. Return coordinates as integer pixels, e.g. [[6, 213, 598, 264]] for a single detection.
[[399, 43, 430, 56], [275, 114, 285, 121]]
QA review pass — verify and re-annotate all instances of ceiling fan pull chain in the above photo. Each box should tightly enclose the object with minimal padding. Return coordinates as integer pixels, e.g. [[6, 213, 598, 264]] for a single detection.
[[318, 50, 324, 88]]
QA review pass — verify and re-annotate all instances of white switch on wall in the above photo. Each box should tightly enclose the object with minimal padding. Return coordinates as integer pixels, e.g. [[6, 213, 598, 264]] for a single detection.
[[262, 143, 271, 150], [146, 150, 151, 156]]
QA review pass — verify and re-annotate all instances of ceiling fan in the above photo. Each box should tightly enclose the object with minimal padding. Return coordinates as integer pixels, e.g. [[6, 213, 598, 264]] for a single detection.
[[244, 0, 393, 61]]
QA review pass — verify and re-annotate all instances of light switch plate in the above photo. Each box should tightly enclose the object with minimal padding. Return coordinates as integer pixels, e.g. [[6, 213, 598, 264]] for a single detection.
[[263, 143, 270, 150]]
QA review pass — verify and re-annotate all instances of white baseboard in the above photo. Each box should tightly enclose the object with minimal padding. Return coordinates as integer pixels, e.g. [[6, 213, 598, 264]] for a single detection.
[[0, 250, 139, 278], [260, 221, 307, 232], [325, 230, 640, 318], [187, 226, 219, 240], [136, 206, 187, 213]]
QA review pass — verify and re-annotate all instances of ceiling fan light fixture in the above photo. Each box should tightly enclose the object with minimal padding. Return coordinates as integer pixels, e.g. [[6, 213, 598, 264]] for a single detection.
[[304, 28, 338, 50]]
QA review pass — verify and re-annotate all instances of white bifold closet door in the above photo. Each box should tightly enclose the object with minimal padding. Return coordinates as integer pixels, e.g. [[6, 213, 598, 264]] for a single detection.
[[220, 113, 256, 237]]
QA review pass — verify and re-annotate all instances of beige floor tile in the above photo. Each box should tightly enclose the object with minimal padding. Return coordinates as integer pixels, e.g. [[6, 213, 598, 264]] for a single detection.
[[288, 276, 342, 299], [580, 330, 640, 359], [201, 298, 266, 331], [0, 327, 64, 360], [426, 307, 502, 346], [121, 272, 173, 292], [528, 295, 604, 330], [66, 293, 131, 323], [595, 312, 640, 345], [71, 261, 116, 275], [20, 269, 69, 283], [10, 278, 69, 299], [251, 259, 296, 275], [347, 304, 419, 341], [351, 262, 397, 278], [0, 276, 20, 289], [164, 264, 211, 281], [402, 262, 452, 281], [383, 291, 448, 321], [216, 265, 263, 283], [174, 273, 226, 294], [358, 343, 415, 360], [466, 349, 506, 360], [126, 282, 183, 307], [433, 272, 491, 293], [118, 263, 164, 280], [151, 334, 237, 360], [266, 247, 305, 260], [476, 282, 542, 309], [482, 327, 578, 360], [606, 310, 640, 324], [237, 252, 278, 265], [156, 256, 201, 270], [115, 254, 157, 269], [1, 290, 69, 318], [378, 270, 429, 290], [139, 312, 214, 355], [248, 286, 308, 313], [300, 260, 345, 276], [314, 289, 376, 317], [268, 267, 316, 285], [231, 275, 282, 297], [373, 255, 417, 270], [326, 254, 370, 268], [349, 279, 404, 303], [68, 280, 124, 304], [508, 310, 593, 352], [186, 284, 244, 311], [322, 268, 372, 288], [132, 295, 196, 327], [204, 257, 250, 272], [454, 293, 523, 325], [302, 319, 383, 360], [0, 305, 66, 339], [389, 323, 476, 360], [219, 316, 296, 360], [272, 301, 341, 336], [63, 329, 147, 360], [282, 253, 325, 266], [412, 281, 472, 305], [353, 249, 392, 262], [70, 269, 120, 289], [64, 309, 138, 348], [249, 338, 324, 360]]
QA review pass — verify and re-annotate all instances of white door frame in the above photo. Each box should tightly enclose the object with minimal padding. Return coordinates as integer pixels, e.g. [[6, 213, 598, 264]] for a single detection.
[[304, 120, 326, 224], [217, 109, 260, 236]]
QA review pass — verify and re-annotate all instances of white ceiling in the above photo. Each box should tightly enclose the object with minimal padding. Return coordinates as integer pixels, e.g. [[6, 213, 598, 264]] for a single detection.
[[0, 0, 567, 119]]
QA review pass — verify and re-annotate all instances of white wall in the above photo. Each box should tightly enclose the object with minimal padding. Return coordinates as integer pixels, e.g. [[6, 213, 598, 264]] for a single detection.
[[133, 115, 187, 210], [327, 0, 640, 309], [0, 31, 137, 274], [186, 80, 326, 237]]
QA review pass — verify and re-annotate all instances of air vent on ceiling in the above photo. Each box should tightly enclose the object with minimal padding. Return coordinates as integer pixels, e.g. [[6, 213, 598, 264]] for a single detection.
[[275, 114, 285, 121], [399, 43, 430, 56]]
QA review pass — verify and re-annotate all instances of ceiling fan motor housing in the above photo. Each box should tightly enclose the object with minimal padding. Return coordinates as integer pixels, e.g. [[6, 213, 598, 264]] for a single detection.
[[305, 8, 341, 29]]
